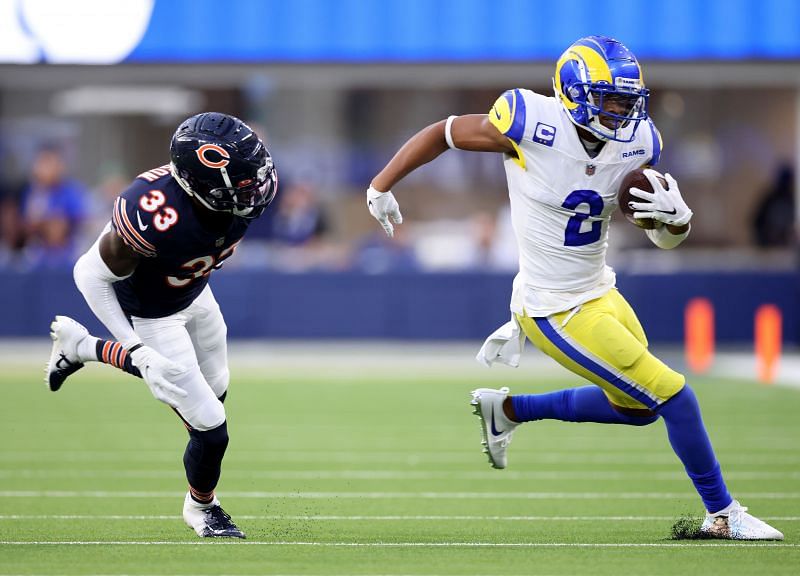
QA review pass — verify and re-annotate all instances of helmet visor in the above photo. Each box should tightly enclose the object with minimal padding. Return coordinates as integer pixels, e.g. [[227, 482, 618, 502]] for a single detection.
[[207, 162, 278, 218]]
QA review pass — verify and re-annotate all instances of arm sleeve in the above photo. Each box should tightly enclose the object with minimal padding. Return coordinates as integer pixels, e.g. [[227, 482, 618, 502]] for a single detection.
[[73, 226, 141, 348], [645, 224, 690, 249]]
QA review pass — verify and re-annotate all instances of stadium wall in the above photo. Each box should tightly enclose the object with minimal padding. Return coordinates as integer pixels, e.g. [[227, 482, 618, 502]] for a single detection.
[[1, 271, 797, 344]]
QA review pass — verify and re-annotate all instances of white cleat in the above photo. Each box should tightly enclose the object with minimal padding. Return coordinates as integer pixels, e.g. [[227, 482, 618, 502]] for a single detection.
[[700, 500, 784, 540], [470, 387, 518, 469], [46, 315, 89, 392], [182, 492, 245, 538]]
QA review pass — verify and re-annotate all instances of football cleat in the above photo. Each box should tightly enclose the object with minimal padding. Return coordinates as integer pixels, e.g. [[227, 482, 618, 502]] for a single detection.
[[700, 500, 784, 540], [470, 387, 518, 469], [46, 315, 88, 392], [183, 493, 246, 539]]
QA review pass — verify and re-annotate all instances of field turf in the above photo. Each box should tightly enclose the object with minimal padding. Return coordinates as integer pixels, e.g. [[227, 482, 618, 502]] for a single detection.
[[1, 348, 798, 575]]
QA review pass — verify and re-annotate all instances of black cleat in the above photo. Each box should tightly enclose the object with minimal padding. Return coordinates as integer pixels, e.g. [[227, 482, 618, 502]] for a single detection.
[[183, 494, 246, 538]]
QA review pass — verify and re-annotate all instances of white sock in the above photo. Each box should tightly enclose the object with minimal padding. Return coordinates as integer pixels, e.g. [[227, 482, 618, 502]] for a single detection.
[[709, 499, 739, 516], [77, 336, 99, 363]]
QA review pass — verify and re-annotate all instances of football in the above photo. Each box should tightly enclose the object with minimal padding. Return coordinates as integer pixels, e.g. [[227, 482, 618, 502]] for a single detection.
[[618, 168, 668, 229]]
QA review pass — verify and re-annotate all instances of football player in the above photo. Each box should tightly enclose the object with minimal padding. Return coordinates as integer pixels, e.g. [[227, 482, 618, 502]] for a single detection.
[[366, 36, 783, 540], [46, 112, 278, 539]]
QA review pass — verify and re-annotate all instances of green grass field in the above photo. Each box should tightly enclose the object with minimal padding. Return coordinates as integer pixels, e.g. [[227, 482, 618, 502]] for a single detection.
[[1, 350, 798, 575]]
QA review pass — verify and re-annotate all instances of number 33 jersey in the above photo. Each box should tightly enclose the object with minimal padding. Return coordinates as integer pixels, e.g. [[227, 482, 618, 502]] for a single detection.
[[488, 89, 663, 317], [110, 165, 250, 318]]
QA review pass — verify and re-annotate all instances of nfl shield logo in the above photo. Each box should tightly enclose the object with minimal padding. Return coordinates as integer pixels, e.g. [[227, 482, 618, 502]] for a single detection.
[[215, 237, 225, 247], [585, 164, 596, 176]]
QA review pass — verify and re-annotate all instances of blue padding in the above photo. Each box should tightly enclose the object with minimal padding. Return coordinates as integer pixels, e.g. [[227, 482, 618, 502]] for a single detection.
[[1, 270, 798, 343]]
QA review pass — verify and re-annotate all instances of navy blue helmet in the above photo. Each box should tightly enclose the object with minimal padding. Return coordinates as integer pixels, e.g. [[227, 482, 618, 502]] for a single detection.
[[170, 112, 277, 218]]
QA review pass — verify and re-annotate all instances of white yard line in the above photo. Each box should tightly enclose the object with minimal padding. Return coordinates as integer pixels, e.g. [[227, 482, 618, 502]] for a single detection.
[[0, 541, 796, 547], [1, 469, 798, 480], [1, 490, 799, 499], [1, 514, 799, 521]]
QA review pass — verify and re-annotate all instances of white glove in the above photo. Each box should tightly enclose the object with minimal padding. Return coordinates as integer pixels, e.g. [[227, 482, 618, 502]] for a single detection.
[[367, 186, 403, 238], [629, 170, 693, 227], [130, 345, 188, 408]]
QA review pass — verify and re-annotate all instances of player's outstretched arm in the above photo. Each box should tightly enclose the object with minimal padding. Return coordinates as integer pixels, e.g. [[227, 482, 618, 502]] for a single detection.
[[371, 114, 513, 192], [368, 115, 514, 236]]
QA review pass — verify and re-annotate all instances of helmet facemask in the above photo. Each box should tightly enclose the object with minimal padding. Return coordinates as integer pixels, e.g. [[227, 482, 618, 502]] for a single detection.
[[207, 158, 278, 218], [582, 85, 648, 142]]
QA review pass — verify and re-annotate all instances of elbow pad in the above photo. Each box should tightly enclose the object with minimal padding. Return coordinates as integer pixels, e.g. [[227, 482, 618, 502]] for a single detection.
[[73, 234, 141, 348], [645, 224, 690, 250]]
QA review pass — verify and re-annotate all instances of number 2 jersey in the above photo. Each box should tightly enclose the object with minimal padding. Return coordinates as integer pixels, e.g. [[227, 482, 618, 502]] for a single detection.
[[110, 165, 250, 318], [488, 88, 663, 317]]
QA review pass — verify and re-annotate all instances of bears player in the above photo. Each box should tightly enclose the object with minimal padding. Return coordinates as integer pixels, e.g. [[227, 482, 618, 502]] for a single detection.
[[366, 36, 783, 540], [46, 112, 278, 539]]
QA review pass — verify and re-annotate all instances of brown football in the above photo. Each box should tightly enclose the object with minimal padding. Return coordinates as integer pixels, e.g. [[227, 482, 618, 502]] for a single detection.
[[618, 168, 668, 229]]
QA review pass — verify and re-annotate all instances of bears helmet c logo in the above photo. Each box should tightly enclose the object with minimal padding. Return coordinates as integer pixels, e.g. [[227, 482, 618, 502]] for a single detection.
[[196, 143, 230, 168]]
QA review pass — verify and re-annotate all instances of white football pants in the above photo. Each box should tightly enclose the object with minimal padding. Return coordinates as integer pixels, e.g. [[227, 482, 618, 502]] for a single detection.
[[132, 285, 229, 431]]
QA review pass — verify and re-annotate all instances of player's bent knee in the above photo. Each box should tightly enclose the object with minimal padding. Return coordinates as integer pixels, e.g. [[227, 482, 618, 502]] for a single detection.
[[610, 403, 659, 426], [184, 398, 226, 432], [205, 368, 230, 399]]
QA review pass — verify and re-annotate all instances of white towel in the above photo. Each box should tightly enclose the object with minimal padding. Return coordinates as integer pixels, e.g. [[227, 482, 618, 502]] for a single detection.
[[475, 314, 526, 368]]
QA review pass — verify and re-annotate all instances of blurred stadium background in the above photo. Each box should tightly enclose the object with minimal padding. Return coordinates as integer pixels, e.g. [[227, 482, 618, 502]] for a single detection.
[[1, 0, 800, 355], [1, 0, 800, 456]]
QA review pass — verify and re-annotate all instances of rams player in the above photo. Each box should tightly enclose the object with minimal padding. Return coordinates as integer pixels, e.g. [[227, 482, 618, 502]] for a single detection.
[[46, 112, 278, 539], [367, 36, 782, 540]]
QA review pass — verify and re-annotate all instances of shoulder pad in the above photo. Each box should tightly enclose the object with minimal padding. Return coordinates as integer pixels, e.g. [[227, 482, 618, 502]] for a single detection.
[[488, 89, 527, 144], [646, 119, 663, 166], [111, 184, 163, 257]]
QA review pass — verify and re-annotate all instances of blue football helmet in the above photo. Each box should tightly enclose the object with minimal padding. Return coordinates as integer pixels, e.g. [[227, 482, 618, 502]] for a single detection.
[[553, 36, 649, 143]]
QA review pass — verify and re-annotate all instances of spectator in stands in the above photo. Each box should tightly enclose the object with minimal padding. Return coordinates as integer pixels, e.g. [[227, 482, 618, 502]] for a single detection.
[[352, 225, 419, 274], [264, 179, 344, 271], [272, 180, 328, 246], [752, 163, 795, 247], [0, 183, 24, 267], [19, 144, 88, 268], [462, 210, 518, 272]]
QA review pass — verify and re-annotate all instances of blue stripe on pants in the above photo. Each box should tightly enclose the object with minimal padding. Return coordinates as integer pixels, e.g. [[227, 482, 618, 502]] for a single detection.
[[533, 317, 659, 410]]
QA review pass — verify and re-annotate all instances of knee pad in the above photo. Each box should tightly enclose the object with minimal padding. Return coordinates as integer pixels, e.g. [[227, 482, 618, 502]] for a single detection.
[[184, 397, 226, 432]]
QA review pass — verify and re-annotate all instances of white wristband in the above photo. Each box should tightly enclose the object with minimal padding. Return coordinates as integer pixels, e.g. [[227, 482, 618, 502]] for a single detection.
[[645, 223, 690, 250], [444, 115, 459, 150]]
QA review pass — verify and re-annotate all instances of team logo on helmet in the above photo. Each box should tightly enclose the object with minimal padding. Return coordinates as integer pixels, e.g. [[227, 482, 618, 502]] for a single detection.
[[195, 143, 230, 168]]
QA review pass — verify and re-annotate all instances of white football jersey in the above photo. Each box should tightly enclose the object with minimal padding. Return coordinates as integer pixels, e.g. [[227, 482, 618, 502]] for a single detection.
[[488, 88, 663, 317]]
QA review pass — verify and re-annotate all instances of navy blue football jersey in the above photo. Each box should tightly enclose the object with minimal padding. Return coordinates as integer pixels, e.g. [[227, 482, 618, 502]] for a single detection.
[[111, 165, 250, 318]]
